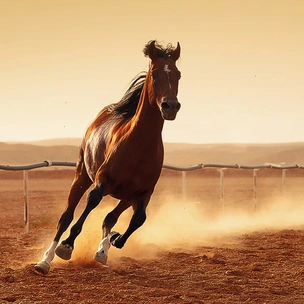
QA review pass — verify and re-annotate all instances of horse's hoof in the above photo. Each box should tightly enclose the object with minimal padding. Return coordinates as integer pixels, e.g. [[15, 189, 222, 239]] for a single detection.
[[94, 251, 108, 265], [55, 244, 73, 260], [34, 260, 50, 275]]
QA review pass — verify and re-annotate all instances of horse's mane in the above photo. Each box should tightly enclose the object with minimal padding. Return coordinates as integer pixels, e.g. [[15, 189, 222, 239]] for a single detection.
[[143, 40, 176, 59], [108, 72, 147, 118]]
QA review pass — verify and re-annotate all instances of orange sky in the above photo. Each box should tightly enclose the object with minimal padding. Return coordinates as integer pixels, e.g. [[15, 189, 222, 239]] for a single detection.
[[1, 0, 304, 143]]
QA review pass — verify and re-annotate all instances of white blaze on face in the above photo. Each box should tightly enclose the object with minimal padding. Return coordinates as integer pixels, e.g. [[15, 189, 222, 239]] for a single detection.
[[164, 64, 171, 73], [164, 64, 172, 90]]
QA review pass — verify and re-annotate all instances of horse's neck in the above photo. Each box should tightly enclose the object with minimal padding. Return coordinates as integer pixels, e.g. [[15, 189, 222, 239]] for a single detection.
[[131, 86, 164, 142]]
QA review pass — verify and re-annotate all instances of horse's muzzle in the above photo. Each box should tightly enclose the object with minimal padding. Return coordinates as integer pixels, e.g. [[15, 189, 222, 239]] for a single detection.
[[160, 98, 181, 120]]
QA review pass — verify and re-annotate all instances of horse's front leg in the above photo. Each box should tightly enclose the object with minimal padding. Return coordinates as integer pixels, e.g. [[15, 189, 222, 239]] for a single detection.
[[110, 198, 149, 249], [94, 200, 130, 265]]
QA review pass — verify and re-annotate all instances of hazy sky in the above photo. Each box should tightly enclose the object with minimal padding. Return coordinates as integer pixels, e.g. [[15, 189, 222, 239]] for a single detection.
[[1, 0, 303, 144]]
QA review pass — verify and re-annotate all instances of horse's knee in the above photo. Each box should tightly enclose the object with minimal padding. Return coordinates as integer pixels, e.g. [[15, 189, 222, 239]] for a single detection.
[[103, 211, 118, 230], [54, 209, 74, 242], [131, 209, 146, 228], [87, 186, 103, 210], [57, 210, 74, 231]]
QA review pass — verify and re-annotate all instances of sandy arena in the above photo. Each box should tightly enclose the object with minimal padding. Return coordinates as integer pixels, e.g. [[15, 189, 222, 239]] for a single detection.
[[1, 168, 304, 303]]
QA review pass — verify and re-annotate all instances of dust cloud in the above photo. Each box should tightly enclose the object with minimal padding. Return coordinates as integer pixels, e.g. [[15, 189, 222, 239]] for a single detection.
[[65, 193, 304, 267], [135, 195, 304, 249]]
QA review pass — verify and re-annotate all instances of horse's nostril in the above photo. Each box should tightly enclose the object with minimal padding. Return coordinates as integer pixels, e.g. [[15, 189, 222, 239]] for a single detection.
[[161, 102, 170, 110], [161, 100, 180, 111]]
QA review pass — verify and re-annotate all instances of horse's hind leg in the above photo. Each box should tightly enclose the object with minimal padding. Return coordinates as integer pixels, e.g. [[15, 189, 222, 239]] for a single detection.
[[34, 150, 92, 274], [94, 200, 130, 264]]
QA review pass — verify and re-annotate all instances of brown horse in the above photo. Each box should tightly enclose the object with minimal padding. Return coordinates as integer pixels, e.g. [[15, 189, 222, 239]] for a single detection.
[[35, 40, 181, 274]]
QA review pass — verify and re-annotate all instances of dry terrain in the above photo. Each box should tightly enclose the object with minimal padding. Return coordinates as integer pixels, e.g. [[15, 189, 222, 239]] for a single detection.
[[1, 142, 304, 303], [1, 167, 304, 303]]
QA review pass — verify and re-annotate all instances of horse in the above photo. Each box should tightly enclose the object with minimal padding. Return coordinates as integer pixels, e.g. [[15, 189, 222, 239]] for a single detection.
[[34, 40, 181, 274]]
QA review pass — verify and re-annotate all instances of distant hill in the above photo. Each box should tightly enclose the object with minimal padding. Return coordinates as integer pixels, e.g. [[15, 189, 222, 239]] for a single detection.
[[1, 139, 304, 167], [7, 138, 82, 147], [0, 142, 79, 165], [164, 142, 304, 166]]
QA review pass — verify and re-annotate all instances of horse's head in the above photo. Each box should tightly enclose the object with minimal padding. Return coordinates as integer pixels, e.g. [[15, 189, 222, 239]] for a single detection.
[[144, 41, 181, 120]]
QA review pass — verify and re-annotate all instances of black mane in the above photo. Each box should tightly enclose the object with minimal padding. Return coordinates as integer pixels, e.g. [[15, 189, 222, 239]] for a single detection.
[[108, 73, 146, 118], [143, 40, 176, 59]]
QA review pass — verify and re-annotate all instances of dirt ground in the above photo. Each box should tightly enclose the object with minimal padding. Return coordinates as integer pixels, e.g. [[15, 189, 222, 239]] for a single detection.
[[1, 168, 304, 303]]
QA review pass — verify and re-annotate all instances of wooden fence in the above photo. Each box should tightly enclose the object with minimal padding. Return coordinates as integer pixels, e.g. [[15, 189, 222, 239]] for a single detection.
[[1, 161, 303, 232]]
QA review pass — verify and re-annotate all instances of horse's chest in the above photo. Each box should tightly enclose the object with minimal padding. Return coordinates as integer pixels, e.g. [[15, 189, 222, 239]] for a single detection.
[[105, 155, 163, 199]]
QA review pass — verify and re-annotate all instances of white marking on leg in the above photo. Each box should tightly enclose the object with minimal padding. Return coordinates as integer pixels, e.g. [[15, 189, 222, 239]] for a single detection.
[[97, 236, 111, 256], [94, 236, 111, 265], [43, 241, 58, 264]]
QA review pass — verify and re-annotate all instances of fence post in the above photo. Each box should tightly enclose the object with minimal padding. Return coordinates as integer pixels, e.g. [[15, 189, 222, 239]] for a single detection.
[[219, 168, 226, 211], [253, 169, 259, 210], [282, 169, 287, 196], [23, 170, 29, 233], [182, 171, 187, 203]]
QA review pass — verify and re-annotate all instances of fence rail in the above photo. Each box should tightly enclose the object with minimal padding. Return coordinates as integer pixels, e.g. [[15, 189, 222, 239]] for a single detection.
[[0, 161, 76, 171], [2, 161, 304, 171], [1, 160, 304, 233]]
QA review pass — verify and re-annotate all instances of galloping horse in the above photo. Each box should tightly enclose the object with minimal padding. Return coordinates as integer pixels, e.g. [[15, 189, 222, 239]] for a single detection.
[[35, 40, 181, 274]]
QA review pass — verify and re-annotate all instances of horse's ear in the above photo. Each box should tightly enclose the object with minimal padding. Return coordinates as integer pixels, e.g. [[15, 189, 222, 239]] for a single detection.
[[148, 41, 158, 61], [170, 42, 181, 61]]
